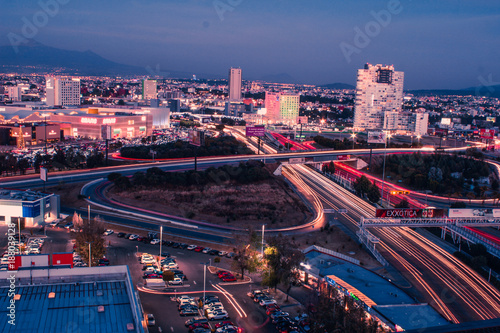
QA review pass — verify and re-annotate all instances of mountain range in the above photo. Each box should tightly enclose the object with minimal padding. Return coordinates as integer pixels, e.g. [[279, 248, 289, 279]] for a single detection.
[[1, 40, 499, 98]]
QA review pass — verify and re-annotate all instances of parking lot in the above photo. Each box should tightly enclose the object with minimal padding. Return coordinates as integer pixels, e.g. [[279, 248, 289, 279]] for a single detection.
[[1, 223, 308, 333]]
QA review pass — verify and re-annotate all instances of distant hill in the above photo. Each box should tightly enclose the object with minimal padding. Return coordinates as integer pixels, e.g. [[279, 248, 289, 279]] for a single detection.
[[0, 40, 196, 78], [320, 82, 355, 90], [408, 86, 500, 99]]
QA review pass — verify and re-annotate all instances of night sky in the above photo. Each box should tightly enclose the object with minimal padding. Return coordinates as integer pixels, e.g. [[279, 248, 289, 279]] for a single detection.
[[1, 0, 499, 89]]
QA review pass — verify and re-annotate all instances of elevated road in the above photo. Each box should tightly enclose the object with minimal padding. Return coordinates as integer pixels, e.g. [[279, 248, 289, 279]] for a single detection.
[[285, 164, 500, 323]]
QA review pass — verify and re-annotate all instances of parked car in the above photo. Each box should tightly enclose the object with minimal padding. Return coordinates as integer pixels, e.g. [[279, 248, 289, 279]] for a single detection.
[[226, 252, 235, 258], [168, 277, 183, 285], [150, 239, 161, 245], [177, 295, 194, 303], [49, 221, 59, 228], [187, 245, 197, 250], [194, 246, 204, 252], [218, 251, 228, 256], [185, 317, 209, 327], [64, 223, 73, 229], [117, 232, 126, 238], [222, 275, 237, 282], [124, 233, 132, 239], [103, 229, 114, 236], [271, 311, 290, 320], [180, 309, 198, 316], [202, 247, 211, 254], [128, 234, 139, 240], [208, 249, 219, 255], [207, 310, 229, 321], [259, 298, 277, 307]]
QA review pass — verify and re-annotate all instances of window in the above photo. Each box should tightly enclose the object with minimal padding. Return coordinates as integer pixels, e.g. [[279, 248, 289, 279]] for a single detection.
[[0, 216, 5, 222]]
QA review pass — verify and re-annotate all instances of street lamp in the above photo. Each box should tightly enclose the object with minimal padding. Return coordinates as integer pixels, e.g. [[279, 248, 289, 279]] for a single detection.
[[261, 224, 265, 257], [86, 242, 93, 267], [351, 133, 356, 150], [417, 135, 421, 146], [136, 245, 139, 256]]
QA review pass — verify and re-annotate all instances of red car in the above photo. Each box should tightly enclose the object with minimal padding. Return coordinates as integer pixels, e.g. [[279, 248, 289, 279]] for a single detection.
[[215, 321, 234, 329], [222, 275, 237, 282], [194, 246, 204, 252], [217, 271, 231, 278], [188, 322, 209, 331], [266, 306, 281, 316]]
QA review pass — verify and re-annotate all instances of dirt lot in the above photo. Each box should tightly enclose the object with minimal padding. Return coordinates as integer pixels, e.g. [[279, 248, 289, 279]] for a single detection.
[[109, 176, 313, 230]]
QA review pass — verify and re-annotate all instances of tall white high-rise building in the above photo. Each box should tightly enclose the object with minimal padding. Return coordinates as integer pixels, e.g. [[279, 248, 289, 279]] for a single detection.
[[279, 94, 300, 123], [228, 68, 242, 102], [46, 77, 81, 107], [353, 64, 404, 130], [142, 79, 157, 100]]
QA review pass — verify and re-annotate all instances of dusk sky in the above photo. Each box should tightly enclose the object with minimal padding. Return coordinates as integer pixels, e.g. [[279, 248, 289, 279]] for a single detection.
[[1, 0, 499, 89]]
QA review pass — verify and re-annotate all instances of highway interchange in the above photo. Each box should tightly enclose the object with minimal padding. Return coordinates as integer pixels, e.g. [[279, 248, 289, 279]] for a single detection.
[[2, 143, 500, 325]]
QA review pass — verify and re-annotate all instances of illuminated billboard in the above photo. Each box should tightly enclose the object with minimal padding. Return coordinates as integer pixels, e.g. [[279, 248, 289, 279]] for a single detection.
[[188, 130, 205, 146], [448, 208, 500, 218], [245, 126, 265, 137], [441, 118, 451, 126], [480, 129, 495, 139], [375, 209, 446, 218], [367, 131, 387, 144]]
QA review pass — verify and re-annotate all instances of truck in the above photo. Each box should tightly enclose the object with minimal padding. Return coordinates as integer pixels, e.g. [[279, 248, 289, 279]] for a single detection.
[[144, 278, 165, 288]]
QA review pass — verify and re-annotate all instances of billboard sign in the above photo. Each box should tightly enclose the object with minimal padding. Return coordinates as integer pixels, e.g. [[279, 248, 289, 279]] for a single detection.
[[487, 117, 496, 123], [101, 125, 112, 140], [245, 126, 265, 137], [40, 167, 48, 182], [22, 202, 41, 218], [289, 157, 305, 164], [480, 129, 495, 139], [188, 130, 205, 146], [337, 155, 350, 161], [367, 131, 387, 144], [375, 209, 446, 219], [52, 253, 74, 268], [10, 254, 50, 271], [448, 208, 500, 218], [441, 118, 451, 126]]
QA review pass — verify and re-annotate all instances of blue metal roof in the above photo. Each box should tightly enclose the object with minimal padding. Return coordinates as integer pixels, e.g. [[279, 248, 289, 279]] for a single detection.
[[0, 281, 136, 333]]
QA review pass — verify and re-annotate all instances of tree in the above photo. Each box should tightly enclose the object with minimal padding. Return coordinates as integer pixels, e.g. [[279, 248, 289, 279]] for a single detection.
[[367, 182, 381, 204], [163, 270, 175, 282], [74, 216, 106, 266], [231, 228, 260, 280], [353, 176, 372, 197], [262, 235, 305, 300]]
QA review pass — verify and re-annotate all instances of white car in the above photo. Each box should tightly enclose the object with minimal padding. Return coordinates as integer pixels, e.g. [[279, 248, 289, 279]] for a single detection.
[[218, 251, 228, 256], [207, 310, 229, 321], [163, 262, 178, 270], [168, 277, 183, 285], [259, 298, 277, 307], [103, 229, 114, 236], [204, 304, 224, 312], [150, 239, 160, 245], [202, 247, 211, 254], [129, 234, 139, 240], [187, 245, 197, 251], [177, 295, 194, 303], [141, 257, 156, 264]]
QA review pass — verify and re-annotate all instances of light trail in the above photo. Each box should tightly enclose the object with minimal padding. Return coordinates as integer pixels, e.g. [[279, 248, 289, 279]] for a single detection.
[[285, 164, 500, 323]]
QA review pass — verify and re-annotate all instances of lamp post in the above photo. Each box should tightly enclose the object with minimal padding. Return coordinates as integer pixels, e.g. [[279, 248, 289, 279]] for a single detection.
[[351, 133, 356, 150], [158, 225, 163, 265], [417, 135, 421, 147], [88, 205, 90, 225], [86, 242, 92, 267], [261, 224, 265, 257]]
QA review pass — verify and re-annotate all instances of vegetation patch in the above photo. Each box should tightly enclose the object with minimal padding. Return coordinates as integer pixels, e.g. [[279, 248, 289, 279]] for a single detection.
[[120, 136, 253, 159]]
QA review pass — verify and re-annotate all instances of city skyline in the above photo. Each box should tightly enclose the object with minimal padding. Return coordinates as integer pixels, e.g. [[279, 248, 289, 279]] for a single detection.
[[1, 1, 499, 90]]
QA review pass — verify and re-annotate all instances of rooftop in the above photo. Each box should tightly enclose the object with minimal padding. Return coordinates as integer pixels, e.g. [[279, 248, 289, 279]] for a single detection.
[[0, 188, 51, 202], [304, 249, 449, 331], [0, 266, 144, 333]]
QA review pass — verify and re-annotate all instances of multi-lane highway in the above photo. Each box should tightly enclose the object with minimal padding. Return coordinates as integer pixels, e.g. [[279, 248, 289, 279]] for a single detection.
[[284, 164, 500, 323]]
